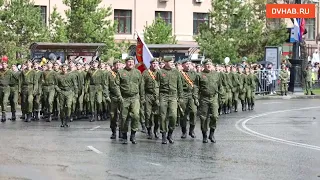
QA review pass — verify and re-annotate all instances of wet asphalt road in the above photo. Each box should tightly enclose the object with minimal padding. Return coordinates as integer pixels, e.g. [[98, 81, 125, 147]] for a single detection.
[[0, 99, 319, 180]]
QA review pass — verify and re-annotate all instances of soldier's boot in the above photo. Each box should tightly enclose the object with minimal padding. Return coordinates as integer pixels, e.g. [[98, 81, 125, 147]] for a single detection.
[[189, 125, 196, 138], [223, 105, 227, 114], [46, 114, 52, 122], [181, 127, 187, 139], [26, 113, 32, 122], [176, 119, 180, 127], [20, 114, 25, 120], [285, 91, 288, 96], [167, 130, 174, 144], [147, 127, 152, 139], [130, 131, 137, 144], [154, 128, 159, 139], [97, 112, 101, 121], [228, 106, 232, 114], [89, 114, 95, 122], [251, 102, 255, 110], [218, 106, 222, 115], [110, 128, 117, 139], [119, 129, 123, 139], [161, 132, 167, 144], [281, 91, 284, 96], [11, 112, 16, 121], [141, 123, 146, 133], [64, 117, 70, 127], [122, 133, 128, 144], [202, 131, 208, 143], [1, 113, 6, 122], [311, 91, 315, 95], [34, 111, 40, 121], [60, 118, 65, 127], [234, 102, 238, 112], [241, 101, 246, 111], [209, 128, 216, 143]]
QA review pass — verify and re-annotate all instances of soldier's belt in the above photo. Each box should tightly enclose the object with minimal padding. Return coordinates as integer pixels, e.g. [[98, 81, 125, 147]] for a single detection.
[[160, 91, 177, 95], [60, 87, 73, 91], [200, 92, 216, 97], [0, 84, 10, 87], [22, 84, 33, 86], [122, 93, 139, 98], [42, 84, 55, 86]]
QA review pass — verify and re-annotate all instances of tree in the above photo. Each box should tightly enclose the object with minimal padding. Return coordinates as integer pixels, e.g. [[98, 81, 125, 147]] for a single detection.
[[0, 0, 49, 64], [63, 0, 116, 58], [143, 17, 177, 44], [49, 6, 68, 43], [100, 40, 131, 61], [196, 0, 288, 64]]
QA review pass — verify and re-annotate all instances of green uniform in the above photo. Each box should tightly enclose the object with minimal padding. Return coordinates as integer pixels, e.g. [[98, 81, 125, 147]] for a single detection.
[[70, 71, 79, 119], [247, 73, 260, 109], [85, 68, 108, 121], [239, 73, 247, 111], [179, 69, 197, 138], [20, 68, 38, 121], [83, 70, 90, 115], [194, 69, 221, 143], [55, 72, 77, 125], [230, 72, 241, 112], [225, 72, 233, 113], [76, 70, 85, 117], [101, 70, 109, 120], [218, 72, 227, 115], [33, 70, 42, 120], [0, 68, 13, 121], [109, 70, 121, 139], [41, 69, 57, 120], [304, 69, 313, 95], [53, 69, 61, 119], [142, 69, 159, 138], [279, 69, 289, 95], [245, 72, 252, 109], [115, 68, 144, 135], [9, 71, 20, 120]]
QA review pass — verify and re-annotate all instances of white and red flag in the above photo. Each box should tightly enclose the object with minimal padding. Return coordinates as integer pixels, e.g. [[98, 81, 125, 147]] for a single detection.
[[135, 32, 153, 73]]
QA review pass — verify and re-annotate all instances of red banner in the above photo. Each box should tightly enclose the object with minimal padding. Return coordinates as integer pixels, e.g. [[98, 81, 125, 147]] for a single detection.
[[136, 37, 147, 73]]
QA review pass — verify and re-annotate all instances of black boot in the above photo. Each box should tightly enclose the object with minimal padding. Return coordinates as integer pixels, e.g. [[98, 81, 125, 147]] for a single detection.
[[141, 123, 146, 133], [223, 105, 227, 114], [234, 102, 238, 112], [20, 114, 25, 120], [60, 118, 65, 127], [167, 130, 174, 144], [64, 116, 70, 127], [147, 127, 152, 139], [47, 114, 52, 122], [311, 91, 315, 95], [202, 131, 208, 143], [1, 113, 6, 122], [26, 113, 32, 122], [119, 129, 123, 139], [35, 111, 40, 121], [154, 128, 159, 139], [181, 127, 187, 139], [97, 113, 101, 121], [251, 102, 255, 110], [110, 128, 116, 139], [89, 114, 95, 122], [161, 132, 167, 144], [228, 106, 232, 114], [122, 133, 128, 144], [130, 131, 137, 144], [209, 128, 216, 143], [11, 112, 16, 121], [189, 125, 196, 138]]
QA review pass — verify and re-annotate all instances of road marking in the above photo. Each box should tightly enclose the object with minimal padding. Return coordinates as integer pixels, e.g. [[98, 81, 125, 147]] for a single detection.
[[90, 126, 100, 131], [146, 162, 162, 166], [261, 102, 283, 105], [87, 146, 103, 154], [235, 106, 320, 151]]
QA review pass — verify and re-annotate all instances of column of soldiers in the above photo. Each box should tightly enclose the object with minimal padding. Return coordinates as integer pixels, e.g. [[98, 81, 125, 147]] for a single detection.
[[0, 57, 262, 145]]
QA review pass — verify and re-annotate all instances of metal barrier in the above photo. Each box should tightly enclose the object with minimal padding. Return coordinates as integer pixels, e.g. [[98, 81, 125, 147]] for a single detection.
[[254, 69, 283, 95]]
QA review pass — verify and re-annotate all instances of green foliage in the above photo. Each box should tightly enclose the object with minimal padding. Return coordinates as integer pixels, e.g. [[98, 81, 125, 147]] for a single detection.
[[143, 16, 177, 44], [0, 0, 49, 64], [100, 40, 131, 61], [196, 0, 288, 64], [49, 6, 68, 43], [63, 0, 116, 58]]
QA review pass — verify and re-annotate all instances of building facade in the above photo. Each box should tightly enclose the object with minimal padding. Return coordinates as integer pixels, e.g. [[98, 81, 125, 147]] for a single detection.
[[33, 0, 211, 44]]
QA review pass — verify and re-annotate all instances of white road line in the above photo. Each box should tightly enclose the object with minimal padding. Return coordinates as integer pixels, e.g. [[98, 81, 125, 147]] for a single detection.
[[146, 162, 162, 166], [90, 126, 101, 131], [261, 102, 283, 105], [87, 146, 103, 154], [235, 106, 320, 151]]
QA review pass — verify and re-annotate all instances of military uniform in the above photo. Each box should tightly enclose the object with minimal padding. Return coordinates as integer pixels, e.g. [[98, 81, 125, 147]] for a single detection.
[[109, 61, 121, 139], [41, 65, 57, 122], [304, 66, 314, 95], [156, 56, 183, 144], [9, 69, 20, 121], [230, 68, 241, 112], [33, 66, 42, 121], [0, 66, 13, 122], [247, 71, 260, 110], [76, 67, 85, 119], [238, 68, 247, 111], [218, 67, 227, 115], [225, 68, 233, 114], [194, 59, 221, 143], [115, 56, 144, 144], [179, 59, 197, 139]]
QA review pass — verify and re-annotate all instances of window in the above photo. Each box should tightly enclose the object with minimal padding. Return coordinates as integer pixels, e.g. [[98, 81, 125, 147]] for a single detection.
[[155, 11, 172, 25], [114, 9, 132, 34], [193, 13, 209, 35], [35, 6, 47, 25], [305, 18, 315, 40]]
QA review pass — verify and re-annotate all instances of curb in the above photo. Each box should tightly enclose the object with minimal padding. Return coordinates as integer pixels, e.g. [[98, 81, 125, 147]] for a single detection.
[[256, 95, 320, 100]]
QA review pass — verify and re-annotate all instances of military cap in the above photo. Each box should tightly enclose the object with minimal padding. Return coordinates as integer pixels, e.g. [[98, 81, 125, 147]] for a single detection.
[[125, 56, 135, 61], [47, 60, 53, 64], [182, 58, 191, 64], [25, 59, 33, 63], [163, 56, 174, 62], [203, 59, 212, 65], [242, 57, 247, 61], [113, 59, 121, 65], [61, 63, 68, 68], [150, 58, 158, 63]]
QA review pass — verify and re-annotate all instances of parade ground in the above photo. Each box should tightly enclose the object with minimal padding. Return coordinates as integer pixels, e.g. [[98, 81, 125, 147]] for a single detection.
[[0, 99, 319, 180]]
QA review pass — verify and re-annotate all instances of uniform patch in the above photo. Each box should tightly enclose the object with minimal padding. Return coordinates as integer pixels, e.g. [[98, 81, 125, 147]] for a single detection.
[[162, 73, 166, 77]]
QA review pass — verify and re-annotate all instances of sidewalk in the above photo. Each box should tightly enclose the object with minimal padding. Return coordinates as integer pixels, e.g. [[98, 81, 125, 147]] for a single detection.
[[256, 94, 320, 100]]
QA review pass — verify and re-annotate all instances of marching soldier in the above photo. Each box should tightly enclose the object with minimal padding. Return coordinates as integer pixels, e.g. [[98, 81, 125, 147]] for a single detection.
[[280, 64, 290, 96], [238, 67, 247, 111], [175, 61, 183, 127], [231, 66, 241, 112], [194, 59, 221, 143], [115, 56, 144, 144], [55, 64, 77, 127], [9, 64, 20, 121], [69, 62, 78, 121], [41, 61, 57, 122], [156, 56, 183, 144], [142, 58, 159, 139], [52, 61, 61, 120], [32, 62, 42, 121], [76, 62, 85, 119], [83, 63, 91, 117], [179, 59, 197, 139], [225, 65, 233, 114], [0, 60, 13, 122], [248, 68, 261, 110], [217, 65, 227, 115], [20, 60, 38, 122], [244, 67, 252, 111]]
